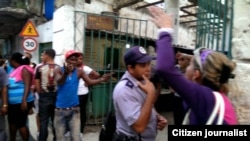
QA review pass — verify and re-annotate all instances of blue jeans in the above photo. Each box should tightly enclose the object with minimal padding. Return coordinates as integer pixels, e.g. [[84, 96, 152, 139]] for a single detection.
[[54, 106, 81, 141], [38, 92, 57, 141]]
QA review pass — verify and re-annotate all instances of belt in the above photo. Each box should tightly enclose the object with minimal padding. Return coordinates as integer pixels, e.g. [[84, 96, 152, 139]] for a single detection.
[[114, 132, 138, 141], [55, 106, 79, 111]]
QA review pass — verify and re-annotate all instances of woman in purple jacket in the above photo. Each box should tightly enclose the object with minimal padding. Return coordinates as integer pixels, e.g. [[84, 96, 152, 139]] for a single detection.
[[148, 7, 238, 125]]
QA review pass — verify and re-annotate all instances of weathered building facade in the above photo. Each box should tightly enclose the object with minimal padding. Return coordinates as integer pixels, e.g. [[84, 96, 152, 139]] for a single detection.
[[0, 0, 249, 124]]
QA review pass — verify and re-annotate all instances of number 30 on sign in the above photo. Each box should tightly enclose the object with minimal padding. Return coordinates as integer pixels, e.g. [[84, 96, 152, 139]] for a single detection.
[[22, 38, 38, 51]]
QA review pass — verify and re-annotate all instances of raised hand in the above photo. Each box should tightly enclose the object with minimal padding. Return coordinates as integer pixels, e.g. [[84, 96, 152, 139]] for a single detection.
[[147, 6, 173, 29], [64, 62, 74, 74], [100, 72, 114, 82], [157, 114, 168, 130]]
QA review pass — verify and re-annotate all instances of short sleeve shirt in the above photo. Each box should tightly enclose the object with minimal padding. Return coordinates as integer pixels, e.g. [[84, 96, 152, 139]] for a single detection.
[[35, 64, 61, 93], [113, 71, 157, 141], [78, 65, 93, 95], [0, 67, 8, 88]]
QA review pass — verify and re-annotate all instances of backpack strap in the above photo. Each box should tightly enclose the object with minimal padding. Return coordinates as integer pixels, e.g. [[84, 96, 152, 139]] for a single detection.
[[206, 91, 225, 125], [182, 109, 190, 125], [182, 91, 225, 125]]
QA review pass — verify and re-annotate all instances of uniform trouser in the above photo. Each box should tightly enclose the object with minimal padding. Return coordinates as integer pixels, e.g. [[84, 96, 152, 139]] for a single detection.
[[0, 130, 7, 141]]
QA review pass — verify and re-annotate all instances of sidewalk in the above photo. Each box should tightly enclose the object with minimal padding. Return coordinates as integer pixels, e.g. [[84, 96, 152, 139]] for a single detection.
[[6, 111, 172, 141]]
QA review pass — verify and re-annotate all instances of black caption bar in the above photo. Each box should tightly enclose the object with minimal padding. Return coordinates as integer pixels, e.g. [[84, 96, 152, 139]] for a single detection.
[[168, 125, 250, 141]]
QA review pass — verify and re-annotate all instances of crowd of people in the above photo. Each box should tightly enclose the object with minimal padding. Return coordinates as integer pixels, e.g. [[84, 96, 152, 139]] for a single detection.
[[0, 6, 238, 141], [0, 49, 112, 141]]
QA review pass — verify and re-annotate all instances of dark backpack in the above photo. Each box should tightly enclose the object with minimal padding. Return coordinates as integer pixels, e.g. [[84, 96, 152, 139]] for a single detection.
[[99, 111, 116, 141]]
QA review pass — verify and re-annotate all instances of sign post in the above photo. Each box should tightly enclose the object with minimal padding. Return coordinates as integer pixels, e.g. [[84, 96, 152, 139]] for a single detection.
[[19, 20, 39, 52], [19, 20, 39, 37], [22, 37, 38, 52]]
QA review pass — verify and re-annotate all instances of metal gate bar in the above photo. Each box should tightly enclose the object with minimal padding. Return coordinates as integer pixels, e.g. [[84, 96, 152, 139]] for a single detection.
[[74, 11, 149, 124], [196, 0, 234, 58]]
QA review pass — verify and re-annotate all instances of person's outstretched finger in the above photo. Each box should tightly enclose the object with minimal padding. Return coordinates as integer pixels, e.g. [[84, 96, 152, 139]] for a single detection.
[[137, 75, 147, 88], [148, 6, 165, 18], [147, 6, 158, 18]]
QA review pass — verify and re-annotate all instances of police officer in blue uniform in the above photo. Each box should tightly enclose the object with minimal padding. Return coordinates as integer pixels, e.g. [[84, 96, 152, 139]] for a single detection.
[[112, 46, 167, 141]]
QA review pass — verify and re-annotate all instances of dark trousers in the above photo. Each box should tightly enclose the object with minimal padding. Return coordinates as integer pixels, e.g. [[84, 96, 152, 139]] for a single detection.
[[173, 95, 185, 125], [113, 132, 140, 141], [38, 92, 57, 141], [78, 94, 89, 133], [0, 99, 7, 141]]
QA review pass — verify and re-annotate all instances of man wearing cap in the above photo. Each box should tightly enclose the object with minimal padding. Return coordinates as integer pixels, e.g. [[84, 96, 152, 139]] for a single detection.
[[112, 46, 167, 141], [54, 50, 112, 141]]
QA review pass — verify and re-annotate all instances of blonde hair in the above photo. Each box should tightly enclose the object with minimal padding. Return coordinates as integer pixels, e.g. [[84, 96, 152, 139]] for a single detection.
[[194, 51, 236, 94]]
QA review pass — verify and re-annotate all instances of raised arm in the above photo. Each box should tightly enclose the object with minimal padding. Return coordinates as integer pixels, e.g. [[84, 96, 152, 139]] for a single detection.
[[148, 6, 213, 108], [79, 68, 112, 85], [88, 70, 100, 79], [56, 64, 72, 85]]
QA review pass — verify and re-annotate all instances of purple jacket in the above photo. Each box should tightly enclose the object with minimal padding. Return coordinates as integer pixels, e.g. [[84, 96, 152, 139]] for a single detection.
[[155, 30, 237, 125]]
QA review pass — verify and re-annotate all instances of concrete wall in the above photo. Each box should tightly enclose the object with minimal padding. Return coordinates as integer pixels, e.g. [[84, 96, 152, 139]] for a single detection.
[[52, 5, 75, 66], [51, 0, 114, 66], [178, 26, 196, 48], [37, 20, 53, 43], [229, 0, 250, 124]]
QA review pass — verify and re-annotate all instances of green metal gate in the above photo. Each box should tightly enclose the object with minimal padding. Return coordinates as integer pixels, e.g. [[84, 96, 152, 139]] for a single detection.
[[74, 11, 149, 124], [196, 0, 234, 58]]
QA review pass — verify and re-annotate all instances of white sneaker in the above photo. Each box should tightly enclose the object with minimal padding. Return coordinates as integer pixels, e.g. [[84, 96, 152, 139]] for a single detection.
[[64, 131, 70, 137]]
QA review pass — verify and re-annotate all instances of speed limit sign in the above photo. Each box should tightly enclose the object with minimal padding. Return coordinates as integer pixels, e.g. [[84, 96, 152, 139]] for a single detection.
[[22, 37, 38, 51]]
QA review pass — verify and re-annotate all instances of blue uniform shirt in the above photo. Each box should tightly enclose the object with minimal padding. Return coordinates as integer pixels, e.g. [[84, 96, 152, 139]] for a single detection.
[[113, 71, 157, 141]]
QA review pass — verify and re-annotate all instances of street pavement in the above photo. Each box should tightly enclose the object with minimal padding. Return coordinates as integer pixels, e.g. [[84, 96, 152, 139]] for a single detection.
[[8, 111, 173, 141]]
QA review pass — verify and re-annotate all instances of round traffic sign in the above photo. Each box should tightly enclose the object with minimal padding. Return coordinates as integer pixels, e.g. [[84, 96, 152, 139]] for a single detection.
[[22, 37, 38, 51]]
